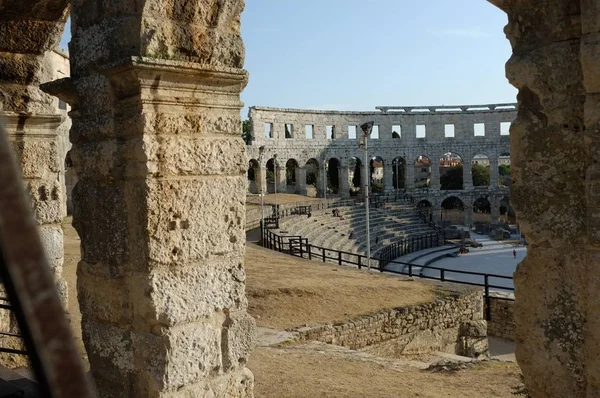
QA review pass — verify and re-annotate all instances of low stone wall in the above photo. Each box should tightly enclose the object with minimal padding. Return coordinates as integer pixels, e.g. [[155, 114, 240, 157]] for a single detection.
[[487, 292, 515, 340], [293, 286, 488, 359]]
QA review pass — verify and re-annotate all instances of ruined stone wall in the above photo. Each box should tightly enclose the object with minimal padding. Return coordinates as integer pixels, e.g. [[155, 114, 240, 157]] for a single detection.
[[293, 288, 485, 358], [487, 293, 515, 341], [248, 104, 513, 171]]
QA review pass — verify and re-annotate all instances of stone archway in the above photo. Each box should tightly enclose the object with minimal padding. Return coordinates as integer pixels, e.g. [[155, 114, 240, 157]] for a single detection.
[[348, 157, 363, 195], [441, 196, 465, 225], [248, 158, 261, 194], [439, 152, 463, 190], [414, 155, 432, 188], [327, 157, 341, 194], [370, 156, 384, 193], [392, 157, 406, 190]]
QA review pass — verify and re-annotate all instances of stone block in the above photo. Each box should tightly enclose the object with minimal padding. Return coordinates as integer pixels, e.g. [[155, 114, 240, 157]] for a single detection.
[[139, 260, 248, 326], [145, 177, 246, 265]]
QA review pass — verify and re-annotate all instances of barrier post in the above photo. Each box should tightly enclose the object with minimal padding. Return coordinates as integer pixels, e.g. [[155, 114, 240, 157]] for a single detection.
[[323, 248, 326, 262], [485, 275, 491, 321], [338, 251, 342, 265], [358, 255, 362, 269]]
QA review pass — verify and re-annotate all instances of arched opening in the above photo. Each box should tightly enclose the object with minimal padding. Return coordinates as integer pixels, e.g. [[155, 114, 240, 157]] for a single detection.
[[305, 158, 320, 197], [499, 152, 511, 187], [392, 131, 400, 139], [473, 197, 492, 224], [441, 196, 465, 225], [370, 156, 384, 193], [348, 157, 363, 195], [247, 159, 260, 194], [500, 195, 516, 224], [417, 199, 433, 220], [414, 155, 431, 188], [327, 158, 340, 194], [266, 158, 276, 193], [439, 152, 463, 190], [285, 158, 299, 193], [471, 154, 490, 187], [392, 157, 406, 190]]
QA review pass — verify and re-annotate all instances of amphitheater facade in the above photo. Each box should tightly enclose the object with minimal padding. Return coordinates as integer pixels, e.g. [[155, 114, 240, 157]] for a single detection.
[[247, 103, 516, 225]]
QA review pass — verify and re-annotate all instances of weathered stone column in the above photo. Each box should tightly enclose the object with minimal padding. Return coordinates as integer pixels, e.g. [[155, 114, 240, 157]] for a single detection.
[[384, 160, 394, 192], [430, 158, 441, 190], [491, 0, 594, 396], [276, 165, 287, 193], [0, 1, 70, 331], [43, 1, 256, 396], [490, 197, 500, 225], [431, 203, 442, 223], [296, 167, 307, 195], [406, 160, 415, 190], [489, 156, 499, 188], [256, 164, 266, 195], [463, 160, 473, 190], [464, 200, 474, 228], [339, 165, 350, 197]]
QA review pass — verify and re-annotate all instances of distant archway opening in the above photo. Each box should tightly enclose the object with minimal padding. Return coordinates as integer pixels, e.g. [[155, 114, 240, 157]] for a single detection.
[[473, 197, 492, 224], [500, 195, 516, 224], [471, 154, 490, 187], [417, 199, 433, 220], [499, 152, 511, 187], [441, 196, 465, 225], [414, 155, 431, 188], [392, 157, 406, 189], [440, 152, 463, 190], [285, 159, 299, 193], [349, 157, 363, 195], [370, 156, 384, 193], [247, 159, 260, 194], [305, 158, 320, 197], [327, 158, 340, 194]]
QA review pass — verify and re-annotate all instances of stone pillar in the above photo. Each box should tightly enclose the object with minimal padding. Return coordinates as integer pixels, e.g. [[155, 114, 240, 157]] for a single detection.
[[430, 157, 441, 190], [406, 160, 415, 190], [296, 167, 307, 195], [316, 166, 325, 197], [432, 203, 442, 223], [0, 20, 70, 354], [339, 165, 350, 198], [384, 160, 394, 192], [489, 156, 499, 189], [276, 166, 287, 193], [490, 197, 500, 225], [256, 165, 266, 195], [44, 1, 256, 396], [491, 1, 593, 396], [463, 160, 473, 190], [464, 201, 474, 228]]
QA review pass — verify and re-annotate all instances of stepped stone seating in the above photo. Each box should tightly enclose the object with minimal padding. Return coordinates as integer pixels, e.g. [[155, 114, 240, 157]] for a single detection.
[[273, 199, 439, 266]]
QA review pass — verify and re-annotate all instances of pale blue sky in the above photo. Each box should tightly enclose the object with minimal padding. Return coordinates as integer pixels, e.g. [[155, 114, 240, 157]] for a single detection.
[[59, 1, 516, 117]]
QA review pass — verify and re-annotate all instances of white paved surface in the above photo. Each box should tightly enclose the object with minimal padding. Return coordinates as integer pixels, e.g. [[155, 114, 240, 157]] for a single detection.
[[389, 232, 526, 292]]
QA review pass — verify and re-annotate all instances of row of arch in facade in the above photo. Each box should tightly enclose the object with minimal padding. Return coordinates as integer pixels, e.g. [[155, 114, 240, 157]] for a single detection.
[[248, 152, 510, 196]]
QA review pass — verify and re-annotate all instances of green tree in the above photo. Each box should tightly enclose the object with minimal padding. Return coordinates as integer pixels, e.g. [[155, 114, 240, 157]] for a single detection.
[[242, 120, 252, 145], [440, 165, 463, 190], [499, 164, 510, 176], [471, 164, 490, 186]]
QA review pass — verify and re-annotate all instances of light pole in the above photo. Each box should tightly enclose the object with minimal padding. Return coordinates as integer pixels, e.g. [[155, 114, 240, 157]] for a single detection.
[[360, 121, 374, 269]]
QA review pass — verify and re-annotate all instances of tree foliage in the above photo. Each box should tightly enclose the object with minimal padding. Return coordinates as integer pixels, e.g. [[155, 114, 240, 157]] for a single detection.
[[242, 120, 252, 145], [499, 164, 510, 176], [471, 164, 490, 186], [440, 165, 464, 190]]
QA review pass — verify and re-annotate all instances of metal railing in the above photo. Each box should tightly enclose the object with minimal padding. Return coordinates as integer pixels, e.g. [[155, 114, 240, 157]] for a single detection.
[[260, 206, 515, 321]]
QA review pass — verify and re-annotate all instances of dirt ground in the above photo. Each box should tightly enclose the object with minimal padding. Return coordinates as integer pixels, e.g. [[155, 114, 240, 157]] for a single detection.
[[245, 244, 437, 330], [249, 343, 522, 398], [62, 218, 522, 397]]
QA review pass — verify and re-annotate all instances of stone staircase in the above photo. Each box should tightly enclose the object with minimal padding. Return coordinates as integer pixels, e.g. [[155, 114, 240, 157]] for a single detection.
[[273, 199, 439, 266]]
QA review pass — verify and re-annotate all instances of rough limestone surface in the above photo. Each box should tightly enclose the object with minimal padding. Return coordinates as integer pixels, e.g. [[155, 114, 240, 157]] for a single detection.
[[490, 0, 599, 396], [0, 0, 70, 368], [40, 0, 255, 397]]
